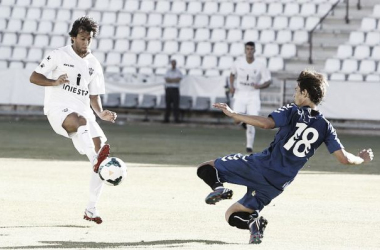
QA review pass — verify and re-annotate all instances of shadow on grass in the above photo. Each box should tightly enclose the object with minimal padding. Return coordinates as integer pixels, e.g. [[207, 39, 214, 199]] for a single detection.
[[0, 240, 232, 249]]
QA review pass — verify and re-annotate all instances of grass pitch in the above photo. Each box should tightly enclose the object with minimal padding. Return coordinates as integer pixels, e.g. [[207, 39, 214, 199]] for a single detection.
[[0, 119, 378, 174], [0, 119, 379, 249], [0, 159, 379, 250]]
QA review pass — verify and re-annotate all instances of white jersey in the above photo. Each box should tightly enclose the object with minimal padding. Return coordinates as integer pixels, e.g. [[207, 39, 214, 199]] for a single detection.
[[164, 68, 183, 88], [230, 57, 271, 97], [34, 45, 105, 119]]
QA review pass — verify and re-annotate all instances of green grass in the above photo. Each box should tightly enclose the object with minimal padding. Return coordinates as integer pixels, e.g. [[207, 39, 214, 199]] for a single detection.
[[0, 119, 378, 174]]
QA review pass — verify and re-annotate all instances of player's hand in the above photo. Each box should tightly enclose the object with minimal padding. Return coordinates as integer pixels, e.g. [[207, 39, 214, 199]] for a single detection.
[[99, 110, 117, 123], [358, 148, 374, 163], [53, 74, 69, 86], [252, 83, 260, 89], [230, 87, 235, 95], [213, 103, 236, 117]]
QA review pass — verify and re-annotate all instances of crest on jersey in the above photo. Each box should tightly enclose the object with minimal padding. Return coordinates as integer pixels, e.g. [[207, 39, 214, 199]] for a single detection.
[[89, 68, 94, 76]]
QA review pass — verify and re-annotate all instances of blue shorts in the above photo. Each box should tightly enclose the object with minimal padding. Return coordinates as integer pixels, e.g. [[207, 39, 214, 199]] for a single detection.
[[214, 153, 282, 211]]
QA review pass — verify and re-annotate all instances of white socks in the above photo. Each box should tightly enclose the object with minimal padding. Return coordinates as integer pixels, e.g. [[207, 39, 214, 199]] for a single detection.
[[76, 125, 104, 212], [246, 125, 256, 149], [87, 171, 104, 212], [76, 125, 97, 164]]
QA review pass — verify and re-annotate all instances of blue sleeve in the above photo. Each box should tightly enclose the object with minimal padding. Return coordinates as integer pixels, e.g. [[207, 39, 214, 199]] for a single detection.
[[269, 104, 296, 128], [324, 122, 344, 153]]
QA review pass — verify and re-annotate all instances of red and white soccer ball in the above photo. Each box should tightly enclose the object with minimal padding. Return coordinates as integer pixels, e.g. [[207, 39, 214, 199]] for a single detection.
[[98, 157, 127, 186]]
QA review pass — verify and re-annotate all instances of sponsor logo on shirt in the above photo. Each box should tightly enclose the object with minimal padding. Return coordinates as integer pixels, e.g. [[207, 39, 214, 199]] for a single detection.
[[89, 67, 94, 76], [76, 74, 81, 86], [63, 63, 74, 68], [62, 84, 89, 96], [239, 81, 255, 86]]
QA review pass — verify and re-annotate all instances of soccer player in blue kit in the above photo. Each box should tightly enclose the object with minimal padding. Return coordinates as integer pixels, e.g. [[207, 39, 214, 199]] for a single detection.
[[197, 69, 374, 244]]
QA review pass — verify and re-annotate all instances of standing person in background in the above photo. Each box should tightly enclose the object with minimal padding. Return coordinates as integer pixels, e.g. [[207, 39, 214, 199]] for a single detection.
[[230, 42, 271, 153], [163, 59, 183, 123], [29, 16, 117, 224]]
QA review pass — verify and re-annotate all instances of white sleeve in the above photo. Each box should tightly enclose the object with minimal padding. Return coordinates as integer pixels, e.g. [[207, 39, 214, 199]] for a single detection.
[[88, 63, 105, 95], [230, 60, 237, 75], [34, 50, 58, 77], [260, 66, 271, 84], [164, 70, 170, 78], [177, 69, 183, 79]]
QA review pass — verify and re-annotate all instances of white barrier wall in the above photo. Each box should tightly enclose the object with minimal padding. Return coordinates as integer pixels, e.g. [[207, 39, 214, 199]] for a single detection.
[[105, 74, 227, 104], [0, 69, 227, 107], [0, 69, 379, 121], [0, 69, 45, 106], [318, 81, 380, 121]]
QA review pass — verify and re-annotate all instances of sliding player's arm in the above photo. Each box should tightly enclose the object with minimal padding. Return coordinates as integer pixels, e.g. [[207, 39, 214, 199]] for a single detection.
[[213, 103, 275, 129], [333, 148, 374, 165]]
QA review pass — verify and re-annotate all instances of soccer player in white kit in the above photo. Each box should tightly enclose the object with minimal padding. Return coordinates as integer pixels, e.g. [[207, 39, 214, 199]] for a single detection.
[[29, 16, 117, 224], [230, 42, 271, 153]]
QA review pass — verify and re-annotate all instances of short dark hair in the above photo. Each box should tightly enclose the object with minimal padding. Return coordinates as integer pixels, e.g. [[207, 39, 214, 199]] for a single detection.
[[69, 16, 98, 39], [297, 69, 328, 105], [245, 41, 255, 48]]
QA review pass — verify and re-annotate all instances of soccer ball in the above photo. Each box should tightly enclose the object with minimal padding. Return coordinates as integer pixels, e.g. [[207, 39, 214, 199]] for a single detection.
[[98, 157, 127, 186]]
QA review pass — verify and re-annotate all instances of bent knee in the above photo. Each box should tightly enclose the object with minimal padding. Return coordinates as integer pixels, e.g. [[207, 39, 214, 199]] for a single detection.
[[77, 116, 87, 126], [63, 113, 87, 133], [225, 202, 255, 222], [197, 160, 215, 177], [197, 160, 215, 169]]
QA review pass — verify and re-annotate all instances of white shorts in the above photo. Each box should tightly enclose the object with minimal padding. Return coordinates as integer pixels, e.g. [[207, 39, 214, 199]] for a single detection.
[[46, 107, 107, 155], [232, 96, 261, 116]]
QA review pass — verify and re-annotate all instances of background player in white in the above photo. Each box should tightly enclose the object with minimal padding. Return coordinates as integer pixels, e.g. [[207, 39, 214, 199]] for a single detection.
[[230, 42, 271, 153], [29, 16, 117, 224]]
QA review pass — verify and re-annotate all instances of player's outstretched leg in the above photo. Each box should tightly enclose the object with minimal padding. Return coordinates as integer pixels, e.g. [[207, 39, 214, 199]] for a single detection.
[[197, 163, 233, 205], [93, 144, 110, 173], [249, 216, 268, 244], [205, 187, 233, 205], [83, 208, 102, 224]]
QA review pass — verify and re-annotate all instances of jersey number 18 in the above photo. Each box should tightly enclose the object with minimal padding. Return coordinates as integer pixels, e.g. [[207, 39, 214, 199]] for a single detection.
[[284, 123, 319, 157]]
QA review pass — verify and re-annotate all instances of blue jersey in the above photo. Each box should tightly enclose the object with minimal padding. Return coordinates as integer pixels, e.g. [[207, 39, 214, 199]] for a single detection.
[[248, 104, 343, 190]]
